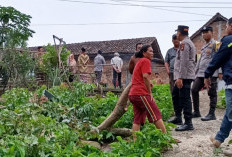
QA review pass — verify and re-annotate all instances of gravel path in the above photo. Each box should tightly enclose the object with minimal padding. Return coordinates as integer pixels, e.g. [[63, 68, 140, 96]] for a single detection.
[[163, 90, 232, 157]]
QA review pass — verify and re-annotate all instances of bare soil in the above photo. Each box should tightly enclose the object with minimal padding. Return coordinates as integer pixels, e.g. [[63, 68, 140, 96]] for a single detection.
[[163, 90, 232, 157]]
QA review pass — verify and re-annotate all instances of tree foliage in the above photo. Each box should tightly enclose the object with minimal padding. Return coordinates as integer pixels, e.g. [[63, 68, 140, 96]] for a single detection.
[[0, 6, 34, 48]]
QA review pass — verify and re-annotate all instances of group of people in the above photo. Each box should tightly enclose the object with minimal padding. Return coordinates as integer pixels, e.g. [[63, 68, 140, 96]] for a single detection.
[[128, 17, 232, 148], [67, 47, 124, 88], [93, 50, 124, 88]]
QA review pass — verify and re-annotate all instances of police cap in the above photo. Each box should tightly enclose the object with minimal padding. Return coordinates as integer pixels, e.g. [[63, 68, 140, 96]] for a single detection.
[[176, 25, 189, 35], [201, 26, 213, 32], [172, 34, 177, 40]]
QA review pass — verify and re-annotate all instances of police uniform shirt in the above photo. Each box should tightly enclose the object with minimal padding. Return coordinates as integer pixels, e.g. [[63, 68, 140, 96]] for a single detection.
[[165, 47, 177, 73], [174, 36, 196, 80], [195, 39, 219, 78]]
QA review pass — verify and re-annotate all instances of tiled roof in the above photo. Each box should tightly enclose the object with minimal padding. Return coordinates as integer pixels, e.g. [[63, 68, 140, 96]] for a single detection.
[[30, 37, 164, 60], [190, 12, 228, 40]]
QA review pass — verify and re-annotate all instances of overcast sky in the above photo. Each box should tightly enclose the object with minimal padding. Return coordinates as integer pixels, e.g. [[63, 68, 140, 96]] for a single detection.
[[1, 0, 232, 56]]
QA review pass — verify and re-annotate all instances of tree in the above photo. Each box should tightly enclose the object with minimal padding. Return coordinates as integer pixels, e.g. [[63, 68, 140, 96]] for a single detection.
[[0, 6, 34, 48], [0, 6, 35, 90]]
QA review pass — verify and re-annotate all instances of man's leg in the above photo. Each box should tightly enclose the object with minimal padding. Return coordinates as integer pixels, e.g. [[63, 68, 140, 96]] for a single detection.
[[169, 73, 175, 94], [176, 79, 194, 131], [202, 77, 217, 121], [168, 84, 183, 125], [118, 72, 122, 88], [191, 77, 204, 117], [98, 71, 102, 83], [213, 89, 232, 146], [113, 69, 117, 88]]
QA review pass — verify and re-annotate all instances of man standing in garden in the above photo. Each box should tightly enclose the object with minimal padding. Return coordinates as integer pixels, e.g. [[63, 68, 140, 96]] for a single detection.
[[192, 26, 220, 121], [168, 25, 196, 131], [165, 34, 180, 93], [94, 50, 106, 83], [111, 52, 123, 89], [205, 17, 232, 148]]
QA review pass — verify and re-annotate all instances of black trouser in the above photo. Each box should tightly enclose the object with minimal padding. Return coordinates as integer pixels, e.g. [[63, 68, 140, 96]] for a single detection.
[[172, 79, 193, 122], [191, 77, 217, 113], [169, 73, 175, 94], [113, 69, 122, 88]]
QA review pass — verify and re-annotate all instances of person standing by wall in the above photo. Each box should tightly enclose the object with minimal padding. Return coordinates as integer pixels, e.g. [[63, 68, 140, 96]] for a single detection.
[[67, 54, 77, 82], [126, 43, 143, 86], [205, 17, 232, 148], [78, 47, 89, 83], [111, 52, 123, 88], [165, 34, 180, 93], [129, 43, 143, 75], [94, 50, 106, 84], [168, 25, 196, 131], [129, 45, 166, 141], [191, 26, 219, 121]]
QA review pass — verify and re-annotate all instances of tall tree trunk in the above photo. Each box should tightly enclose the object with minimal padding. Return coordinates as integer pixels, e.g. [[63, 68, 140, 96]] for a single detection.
[[97, 83, 131, 131]]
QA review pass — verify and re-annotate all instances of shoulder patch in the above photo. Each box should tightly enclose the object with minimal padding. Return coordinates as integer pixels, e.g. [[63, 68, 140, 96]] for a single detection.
[[180, 43, 185, 51], [209, 44, 213, 48], [228, 42, 232, 48]]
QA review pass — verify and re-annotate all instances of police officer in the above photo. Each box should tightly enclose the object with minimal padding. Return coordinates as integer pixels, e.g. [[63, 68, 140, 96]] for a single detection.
[[204, 17, 232, 148], [165, 34, 180, 93], [192, 26, 220, 121], [168, 25, 196, 131]]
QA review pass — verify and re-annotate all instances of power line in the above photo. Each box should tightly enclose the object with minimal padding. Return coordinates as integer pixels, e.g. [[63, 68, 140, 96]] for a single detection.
[[59, 0, 232, 8], [110, 0, 213, 17], [31, 20, 206, 26], [112, 0, 232, 4], [58, 0, 213, 16]]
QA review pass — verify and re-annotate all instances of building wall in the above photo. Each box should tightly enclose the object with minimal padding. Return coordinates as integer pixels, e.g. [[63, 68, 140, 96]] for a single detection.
[[192, 21, 227, 58], [75, 53, 169, 87]]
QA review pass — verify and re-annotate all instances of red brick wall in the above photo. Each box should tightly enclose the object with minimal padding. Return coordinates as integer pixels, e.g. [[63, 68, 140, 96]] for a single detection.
[[76, 59, 169, 87]]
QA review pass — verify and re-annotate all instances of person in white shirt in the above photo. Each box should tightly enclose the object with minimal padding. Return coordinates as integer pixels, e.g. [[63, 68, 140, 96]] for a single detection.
[[111, 52, 123, 88]]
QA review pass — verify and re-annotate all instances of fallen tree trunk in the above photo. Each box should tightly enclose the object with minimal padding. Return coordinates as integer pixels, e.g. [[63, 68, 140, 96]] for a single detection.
[[97, 83, 132, 131], [109, 128, 132, 137]]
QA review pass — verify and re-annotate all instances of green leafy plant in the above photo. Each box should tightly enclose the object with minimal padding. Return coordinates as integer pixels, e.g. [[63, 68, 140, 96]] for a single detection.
[[217, 89, 226, 109], [152, 84, 174, 121], [110, 124, 176, 157]]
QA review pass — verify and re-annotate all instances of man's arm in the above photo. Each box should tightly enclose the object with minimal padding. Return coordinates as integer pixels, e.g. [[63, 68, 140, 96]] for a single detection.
[[129, 56, 135, 74], [164, 51, 170, 74], [179, 43, 190, 79], [165, 62, 170, 75], [205, 40, 232, 78]]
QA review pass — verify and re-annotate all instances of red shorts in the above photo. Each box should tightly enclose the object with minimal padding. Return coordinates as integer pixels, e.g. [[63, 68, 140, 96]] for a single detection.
[[129, 95, 162, 125]]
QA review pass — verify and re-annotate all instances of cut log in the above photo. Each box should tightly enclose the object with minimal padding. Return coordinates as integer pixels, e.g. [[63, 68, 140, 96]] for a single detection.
[[109, 128, 132, 137], [97, 83, 131, 131]]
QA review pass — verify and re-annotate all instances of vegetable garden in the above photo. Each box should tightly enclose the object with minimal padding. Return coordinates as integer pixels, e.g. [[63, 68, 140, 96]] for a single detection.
[[0, 82, 176, 157]]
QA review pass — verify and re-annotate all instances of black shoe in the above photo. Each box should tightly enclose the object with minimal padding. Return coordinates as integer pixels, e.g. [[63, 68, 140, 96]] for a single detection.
[[201, 114, 216, 121], [192, 111, 201, 118], [168, 117, 183, 125], [175, 124, 194, 131]]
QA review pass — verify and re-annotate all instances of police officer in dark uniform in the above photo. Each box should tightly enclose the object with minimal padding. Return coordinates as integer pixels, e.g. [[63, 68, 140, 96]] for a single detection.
[[205, 17, 232, 148], [192, 26, 220, 121], [168, 25, 196, 131]]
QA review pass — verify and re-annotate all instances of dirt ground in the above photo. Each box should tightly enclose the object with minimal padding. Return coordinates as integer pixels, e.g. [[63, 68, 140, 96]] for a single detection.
[[163, 90, 232, 157]]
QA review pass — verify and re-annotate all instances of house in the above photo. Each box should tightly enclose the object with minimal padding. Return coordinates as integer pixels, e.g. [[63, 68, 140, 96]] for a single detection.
[[190, 13, 228, 57], [66, 37, 168, 87]]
